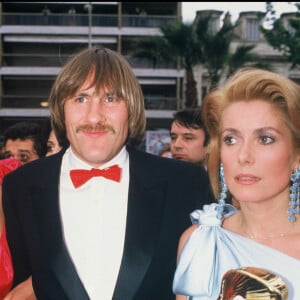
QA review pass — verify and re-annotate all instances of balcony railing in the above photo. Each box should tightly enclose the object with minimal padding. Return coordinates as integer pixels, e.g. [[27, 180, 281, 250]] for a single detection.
[[2, 53, 70, 67], [1, 54, 177, 69], [1, 95, 49, 108], [144, 96, 177, 110], [2, 13, 177, 28]]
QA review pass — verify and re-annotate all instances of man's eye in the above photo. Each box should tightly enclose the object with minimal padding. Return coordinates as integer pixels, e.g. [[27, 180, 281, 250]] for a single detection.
[[19, 154, 29, 163], [105, 95, 117, 103], [75, 96, 88, 103], [184, 136, 194, 141]]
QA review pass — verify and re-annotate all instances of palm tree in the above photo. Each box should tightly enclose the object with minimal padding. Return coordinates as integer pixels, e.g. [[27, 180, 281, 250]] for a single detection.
[[131, 13, 266, 107], [194, 13, 235, 91], [131, 21, 202, 108], [227, 44, 271, 77], [195, 12, 270, 91]]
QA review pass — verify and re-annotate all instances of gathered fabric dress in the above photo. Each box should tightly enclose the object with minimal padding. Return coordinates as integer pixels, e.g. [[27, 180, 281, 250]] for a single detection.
[[0, 223, 13, 299], [0, 157, 21, 299], [173, 203, 300, 300]]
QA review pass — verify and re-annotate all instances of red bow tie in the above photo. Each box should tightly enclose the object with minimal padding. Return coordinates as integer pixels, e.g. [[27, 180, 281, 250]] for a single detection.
[[70, 164, 121, 188]]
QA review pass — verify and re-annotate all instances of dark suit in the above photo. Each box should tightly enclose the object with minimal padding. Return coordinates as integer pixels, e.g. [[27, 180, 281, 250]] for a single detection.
[[3, 146, 214, 300]]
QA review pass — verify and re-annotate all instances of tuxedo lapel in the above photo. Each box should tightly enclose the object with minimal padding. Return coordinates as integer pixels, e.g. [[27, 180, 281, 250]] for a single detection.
[[113, 148, 167, 299], [30, 155, 89, 299]]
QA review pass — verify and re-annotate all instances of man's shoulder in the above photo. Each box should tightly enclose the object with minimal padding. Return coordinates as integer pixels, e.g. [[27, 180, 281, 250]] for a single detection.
[[127, 146, 205, 174]]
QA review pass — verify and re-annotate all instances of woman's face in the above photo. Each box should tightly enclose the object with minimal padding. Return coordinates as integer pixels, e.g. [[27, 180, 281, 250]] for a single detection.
[[220, 100, 299, 204], [46, 130, 62, 156]]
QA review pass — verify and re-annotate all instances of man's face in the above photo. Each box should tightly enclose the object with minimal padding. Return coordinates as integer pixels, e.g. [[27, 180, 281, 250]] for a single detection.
[[64, 73, 129, 168], [170, 121, 208, 165], [4, 139, 39, 165]]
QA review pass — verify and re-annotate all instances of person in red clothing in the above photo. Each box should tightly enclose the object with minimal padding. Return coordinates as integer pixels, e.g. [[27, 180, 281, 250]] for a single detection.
[[0, 158, 20, 298], [0, 157, 35, 300]]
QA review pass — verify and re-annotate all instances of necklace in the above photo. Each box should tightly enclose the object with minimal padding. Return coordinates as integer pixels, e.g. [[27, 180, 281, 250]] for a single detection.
[[245, 223, 295, 241]]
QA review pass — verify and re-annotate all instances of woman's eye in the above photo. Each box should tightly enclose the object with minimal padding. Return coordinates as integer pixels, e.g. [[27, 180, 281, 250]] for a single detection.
[[223, 135, 236, 145], [260, 135, 274, 144]]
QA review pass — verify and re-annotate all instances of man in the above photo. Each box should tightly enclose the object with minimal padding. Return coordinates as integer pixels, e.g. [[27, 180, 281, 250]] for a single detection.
[[3, 47, 213, 300], [170, 108, 209, 167], [3, 121, 46, 164]]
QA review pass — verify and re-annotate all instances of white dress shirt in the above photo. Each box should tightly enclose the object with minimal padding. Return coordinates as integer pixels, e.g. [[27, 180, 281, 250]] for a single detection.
[[59, 146, 129, 300]]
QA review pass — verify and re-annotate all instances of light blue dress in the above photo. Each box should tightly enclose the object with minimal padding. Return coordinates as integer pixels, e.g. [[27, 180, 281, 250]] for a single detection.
[[173, 203, 300, 299]]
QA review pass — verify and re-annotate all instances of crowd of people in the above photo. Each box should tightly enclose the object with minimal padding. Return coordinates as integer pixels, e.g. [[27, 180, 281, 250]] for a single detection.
[[0, 46, 299, 300]]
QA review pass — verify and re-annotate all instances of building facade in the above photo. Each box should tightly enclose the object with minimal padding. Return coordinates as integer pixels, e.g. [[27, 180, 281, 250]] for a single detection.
[[0, 3, 299, 134], [0, 1, 182, 132]]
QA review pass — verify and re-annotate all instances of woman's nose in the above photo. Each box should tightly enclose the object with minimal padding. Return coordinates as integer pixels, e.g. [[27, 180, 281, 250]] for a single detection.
[[238, 142, 254, 166]]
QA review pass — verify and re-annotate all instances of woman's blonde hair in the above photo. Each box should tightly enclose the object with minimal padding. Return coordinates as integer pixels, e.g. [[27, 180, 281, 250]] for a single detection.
[[49, 47, 146, 146], [203, 67, 300, 198]]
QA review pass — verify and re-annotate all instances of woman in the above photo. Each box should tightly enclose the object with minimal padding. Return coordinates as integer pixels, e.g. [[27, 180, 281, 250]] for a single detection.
[[173, 68, 300, 299], [45, 129, 62, 156], [0, 158, 35, 300], [43, 117, 69, 157]]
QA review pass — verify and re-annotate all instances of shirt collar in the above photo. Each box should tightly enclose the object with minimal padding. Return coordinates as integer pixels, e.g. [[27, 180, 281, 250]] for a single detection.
[[66, 146, 128, 170]]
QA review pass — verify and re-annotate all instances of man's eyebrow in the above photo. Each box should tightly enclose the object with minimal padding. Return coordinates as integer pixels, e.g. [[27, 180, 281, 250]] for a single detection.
[[17, 149, 33, 154], [183, 133, 196, 137]]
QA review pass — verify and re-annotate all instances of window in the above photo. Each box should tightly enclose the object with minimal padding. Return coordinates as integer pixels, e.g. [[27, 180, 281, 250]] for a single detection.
[[246, 19, 260, 41]]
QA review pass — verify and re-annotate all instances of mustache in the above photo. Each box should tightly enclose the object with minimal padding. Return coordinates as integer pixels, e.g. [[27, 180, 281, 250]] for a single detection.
[[75, 124, 115, 134]]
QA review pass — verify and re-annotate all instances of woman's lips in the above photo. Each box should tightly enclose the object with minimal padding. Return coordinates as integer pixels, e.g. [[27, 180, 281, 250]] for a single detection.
[[234, 174, 260, 184]]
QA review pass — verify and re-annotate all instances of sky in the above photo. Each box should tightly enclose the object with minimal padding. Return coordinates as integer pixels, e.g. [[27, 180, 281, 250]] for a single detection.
[[182, 2, 298, 23]]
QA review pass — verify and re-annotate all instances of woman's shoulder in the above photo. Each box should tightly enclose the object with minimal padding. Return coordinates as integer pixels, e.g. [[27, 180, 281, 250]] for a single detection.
[[178, 203, 237, 255]]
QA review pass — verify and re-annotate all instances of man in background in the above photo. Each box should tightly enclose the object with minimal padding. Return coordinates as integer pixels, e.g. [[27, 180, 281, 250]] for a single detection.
[[170, 107, 209, 167], [3, 121, 46, 165]]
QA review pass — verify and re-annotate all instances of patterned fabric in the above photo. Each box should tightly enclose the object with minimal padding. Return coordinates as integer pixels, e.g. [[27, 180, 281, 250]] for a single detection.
[[173, 203, 300, 300], [0, 157, 21, 185]]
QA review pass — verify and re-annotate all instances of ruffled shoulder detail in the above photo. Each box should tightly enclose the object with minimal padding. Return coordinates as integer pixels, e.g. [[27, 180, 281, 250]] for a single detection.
[[190, 203, 237, 226], [173, 203, 238, 298]]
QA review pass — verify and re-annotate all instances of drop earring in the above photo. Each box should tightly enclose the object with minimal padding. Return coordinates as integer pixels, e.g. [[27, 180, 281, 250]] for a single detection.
[[288, 166, 300, 222], [216, 163, 228, 220]]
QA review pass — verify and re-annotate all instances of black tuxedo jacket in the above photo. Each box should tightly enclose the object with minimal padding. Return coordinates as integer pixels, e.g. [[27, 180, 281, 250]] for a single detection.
[[3, 146, 214, 300]]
